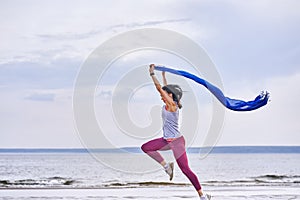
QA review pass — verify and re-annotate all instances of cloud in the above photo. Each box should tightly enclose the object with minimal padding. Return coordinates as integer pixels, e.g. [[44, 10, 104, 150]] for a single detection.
[[96, 90, 112, 99], [36, 18, 191, 41], [22, 88, 73, 102], [0, 0, 299, 148], [24, 93, 55, 102], [228, 0, 300, 20], [0, 56, 80, 89]]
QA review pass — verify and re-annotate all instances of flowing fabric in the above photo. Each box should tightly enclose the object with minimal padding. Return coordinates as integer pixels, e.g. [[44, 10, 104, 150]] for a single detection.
[[155, 66, 269, 111]]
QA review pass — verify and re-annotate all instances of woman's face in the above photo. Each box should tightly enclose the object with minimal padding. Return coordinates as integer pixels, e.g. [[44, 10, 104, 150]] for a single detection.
[[161, 92, 173, 103]]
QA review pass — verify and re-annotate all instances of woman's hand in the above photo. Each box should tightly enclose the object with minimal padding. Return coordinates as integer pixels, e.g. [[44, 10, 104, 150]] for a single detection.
[[149, 64, 155, 73]]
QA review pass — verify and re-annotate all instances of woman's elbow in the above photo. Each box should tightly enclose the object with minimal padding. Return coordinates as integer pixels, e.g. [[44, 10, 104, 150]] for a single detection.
[[155, 84, 161, 91]]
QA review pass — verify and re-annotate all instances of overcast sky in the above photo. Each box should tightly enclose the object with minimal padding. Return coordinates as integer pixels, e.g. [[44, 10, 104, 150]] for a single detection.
[[0, 0, 299, 148]]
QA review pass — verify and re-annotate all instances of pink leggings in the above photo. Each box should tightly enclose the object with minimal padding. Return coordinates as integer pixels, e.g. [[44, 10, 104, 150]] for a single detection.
[[141, 136, 201, 191]]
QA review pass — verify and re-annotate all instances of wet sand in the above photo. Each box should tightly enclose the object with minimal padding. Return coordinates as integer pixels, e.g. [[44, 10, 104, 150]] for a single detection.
[[1, 185, 299, 199]]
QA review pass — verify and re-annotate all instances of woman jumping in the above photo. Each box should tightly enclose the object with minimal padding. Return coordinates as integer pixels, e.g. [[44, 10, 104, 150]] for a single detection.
[[141, 64, 211, 200]]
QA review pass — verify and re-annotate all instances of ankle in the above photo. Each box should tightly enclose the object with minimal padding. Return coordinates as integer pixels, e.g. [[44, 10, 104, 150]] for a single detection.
[[163, 163, 169, 170], [197, 190, 204, 197]]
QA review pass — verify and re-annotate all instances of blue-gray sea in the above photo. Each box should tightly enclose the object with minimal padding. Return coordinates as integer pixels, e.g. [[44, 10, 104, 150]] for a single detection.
[[0, 149, 300, 199]]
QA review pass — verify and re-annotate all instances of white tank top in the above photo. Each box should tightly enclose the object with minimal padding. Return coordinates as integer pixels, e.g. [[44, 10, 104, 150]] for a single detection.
[[162, 105, 181, 139]]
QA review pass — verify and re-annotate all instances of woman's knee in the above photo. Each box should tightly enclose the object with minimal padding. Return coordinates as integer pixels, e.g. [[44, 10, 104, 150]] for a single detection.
[[141, 143, 149, 153], [177, 159, 192, 175], [179, 164, 191, 175]]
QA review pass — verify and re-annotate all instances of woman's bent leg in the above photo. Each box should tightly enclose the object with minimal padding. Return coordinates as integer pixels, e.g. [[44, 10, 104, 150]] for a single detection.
[[141, 137, 170, 164]]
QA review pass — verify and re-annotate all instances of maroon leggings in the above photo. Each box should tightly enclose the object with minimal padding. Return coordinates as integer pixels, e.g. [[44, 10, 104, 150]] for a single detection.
[[141, 136, 201, 191]]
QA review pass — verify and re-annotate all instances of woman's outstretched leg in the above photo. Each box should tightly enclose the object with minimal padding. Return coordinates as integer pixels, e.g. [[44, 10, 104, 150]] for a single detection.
[[169, 137, 202, 193], [170, 137, 210, 199]]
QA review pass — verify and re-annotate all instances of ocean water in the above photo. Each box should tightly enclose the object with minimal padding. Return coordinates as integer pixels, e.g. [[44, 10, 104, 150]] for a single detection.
[[0, 152, 299, 199]]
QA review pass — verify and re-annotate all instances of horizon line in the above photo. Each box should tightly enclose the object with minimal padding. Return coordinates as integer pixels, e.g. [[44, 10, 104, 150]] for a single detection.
[[0, 146, 299, 154]]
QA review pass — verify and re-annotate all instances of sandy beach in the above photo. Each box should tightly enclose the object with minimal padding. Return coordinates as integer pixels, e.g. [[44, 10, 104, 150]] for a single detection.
[[1, 186, 300, 200]]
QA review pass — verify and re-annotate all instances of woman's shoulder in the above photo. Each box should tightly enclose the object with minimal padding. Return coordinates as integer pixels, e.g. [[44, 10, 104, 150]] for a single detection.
[[163, 103, 178, 113]]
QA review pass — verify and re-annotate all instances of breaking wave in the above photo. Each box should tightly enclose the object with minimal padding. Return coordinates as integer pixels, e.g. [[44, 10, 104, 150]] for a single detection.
[[1, 174, 299, 189], [204, 174, 300, 187], [0, 177, 75, 188]]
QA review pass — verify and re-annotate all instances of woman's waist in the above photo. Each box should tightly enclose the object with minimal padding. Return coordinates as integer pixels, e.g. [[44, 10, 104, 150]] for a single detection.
[[163, 131, 182, 140], [163, 135, 184, 142]]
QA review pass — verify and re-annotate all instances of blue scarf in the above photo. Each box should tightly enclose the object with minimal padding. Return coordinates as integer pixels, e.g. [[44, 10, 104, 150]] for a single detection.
[[155, 66, 269, 111]]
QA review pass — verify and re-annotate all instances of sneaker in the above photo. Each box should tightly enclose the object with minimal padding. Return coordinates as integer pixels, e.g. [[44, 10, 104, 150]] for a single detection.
[[164, 162, 174, 181], [200, 194, 212, 200]]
